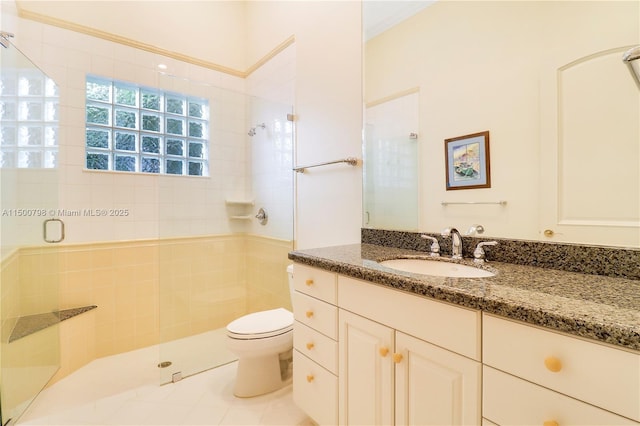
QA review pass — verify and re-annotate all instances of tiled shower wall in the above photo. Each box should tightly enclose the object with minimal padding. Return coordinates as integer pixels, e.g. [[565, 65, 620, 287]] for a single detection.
[[3, 233, 292, 386], [3, 3, 248, 245]]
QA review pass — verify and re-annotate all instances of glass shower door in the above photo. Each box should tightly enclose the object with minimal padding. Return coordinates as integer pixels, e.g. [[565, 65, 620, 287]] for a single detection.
[[0, 36, 61, 425], [156, 72, 295, 384]]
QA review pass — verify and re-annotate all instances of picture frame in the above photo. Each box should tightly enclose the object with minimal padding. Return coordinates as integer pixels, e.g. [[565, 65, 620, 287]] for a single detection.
[[444, 130, 491, 190]]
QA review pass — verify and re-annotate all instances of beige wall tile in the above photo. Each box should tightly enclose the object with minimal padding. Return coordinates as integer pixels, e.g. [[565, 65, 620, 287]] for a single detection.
[[2, 234, 292, 386]]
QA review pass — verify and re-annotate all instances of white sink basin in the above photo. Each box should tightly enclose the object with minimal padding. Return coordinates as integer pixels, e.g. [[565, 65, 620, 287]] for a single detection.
[[379, 258, 495, 278]]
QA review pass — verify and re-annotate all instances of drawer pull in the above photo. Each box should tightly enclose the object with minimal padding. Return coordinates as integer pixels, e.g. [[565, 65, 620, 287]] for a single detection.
[[305, 310, 314, 318], [393, 353, 403, 364], [306, 342, 315, 350], [305, 279, 314, 286], [306, 374, 314, 383], [379, 347, 389, 357], [543, 421, 559, 426], [544, 356, 562, 373]]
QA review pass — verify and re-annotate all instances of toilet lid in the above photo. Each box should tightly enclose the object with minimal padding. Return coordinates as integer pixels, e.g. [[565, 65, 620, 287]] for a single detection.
[[227, 308, 293, 336]]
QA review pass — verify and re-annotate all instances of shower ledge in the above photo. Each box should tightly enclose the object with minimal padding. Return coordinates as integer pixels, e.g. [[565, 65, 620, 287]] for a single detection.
[[8, 305, 97, 343]]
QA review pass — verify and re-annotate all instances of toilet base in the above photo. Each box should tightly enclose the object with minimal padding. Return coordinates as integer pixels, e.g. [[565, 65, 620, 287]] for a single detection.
[[234, 351, 292, 398]]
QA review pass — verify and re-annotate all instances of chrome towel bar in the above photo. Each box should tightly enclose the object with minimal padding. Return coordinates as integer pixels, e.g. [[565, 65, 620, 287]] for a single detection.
[[441, 201, 507, 206], [293, 157, 358, 173]]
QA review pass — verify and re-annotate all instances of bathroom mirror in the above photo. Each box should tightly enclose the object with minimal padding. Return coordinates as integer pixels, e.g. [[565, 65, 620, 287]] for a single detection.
[[363, 1, 640, 248]]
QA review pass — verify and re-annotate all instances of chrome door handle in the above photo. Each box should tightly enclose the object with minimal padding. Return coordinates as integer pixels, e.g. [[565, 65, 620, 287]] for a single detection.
[[43, 218, 65, 243]]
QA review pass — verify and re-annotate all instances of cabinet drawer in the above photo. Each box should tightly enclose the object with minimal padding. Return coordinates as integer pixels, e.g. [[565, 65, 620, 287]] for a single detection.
[[293, 263, 337, 304], [294, 321, 338, 374], [338, 275, 481, 360], [483, 314, 640, 421], [293, 350, 338, 426], [483, 366, 639, 425], [293, 291, 338, 340]]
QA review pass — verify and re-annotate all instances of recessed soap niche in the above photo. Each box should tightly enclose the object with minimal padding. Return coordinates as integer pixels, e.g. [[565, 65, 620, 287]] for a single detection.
[[225, 199, 254, 220]]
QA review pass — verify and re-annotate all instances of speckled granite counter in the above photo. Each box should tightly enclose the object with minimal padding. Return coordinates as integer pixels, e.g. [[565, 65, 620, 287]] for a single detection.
[[288, 243, 640, 352]]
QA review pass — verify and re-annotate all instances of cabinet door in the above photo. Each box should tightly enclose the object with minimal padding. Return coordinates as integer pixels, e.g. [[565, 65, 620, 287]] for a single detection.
[[395, 332, 481, 426], [339, 309, 395, 425]]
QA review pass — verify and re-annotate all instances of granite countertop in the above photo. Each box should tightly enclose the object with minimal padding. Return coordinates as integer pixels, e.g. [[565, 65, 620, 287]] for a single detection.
[[288, 243, 640, 352]]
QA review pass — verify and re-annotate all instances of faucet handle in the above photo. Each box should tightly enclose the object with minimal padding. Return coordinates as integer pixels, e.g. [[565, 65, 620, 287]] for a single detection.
[[420, 234, 440, 257], [473, 241, 498, 263]]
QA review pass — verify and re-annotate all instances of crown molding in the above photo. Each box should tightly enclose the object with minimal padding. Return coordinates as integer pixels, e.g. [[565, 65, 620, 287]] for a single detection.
[[366, 87, 419, 108], [17, 6, 295, 79]]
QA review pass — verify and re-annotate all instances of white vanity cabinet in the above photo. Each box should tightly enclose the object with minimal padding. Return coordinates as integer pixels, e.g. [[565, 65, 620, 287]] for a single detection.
[[291, 263, 640, 426], [338, 275, 482, 425], [291, 264, 339, 426], [483, 314, 640, 425]]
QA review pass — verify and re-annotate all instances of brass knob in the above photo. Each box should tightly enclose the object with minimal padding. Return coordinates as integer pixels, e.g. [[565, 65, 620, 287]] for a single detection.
[[379, 347, 389, 357], [306, 342, 315, 350], [543, 421, 559, 426], [544, 229, 554, 237], [306, 374, 314, 383], [305, 310, 314, 318], [544, 356, 562, 373], [305, 279, 314, 286], [393, 353, 403, 364]]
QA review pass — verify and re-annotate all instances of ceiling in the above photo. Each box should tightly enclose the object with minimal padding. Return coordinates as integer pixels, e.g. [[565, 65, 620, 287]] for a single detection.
[[362, 0, 435, 41]]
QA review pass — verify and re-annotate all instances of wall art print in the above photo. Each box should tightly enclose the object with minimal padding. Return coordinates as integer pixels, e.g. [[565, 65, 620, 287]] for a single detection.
[[445, 130, 491, 190]]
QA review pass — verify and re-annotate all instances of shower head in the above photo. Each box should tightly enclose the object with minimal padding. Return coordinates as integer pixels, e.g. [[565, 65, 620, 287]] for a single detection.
[[0, 31, 14, 49], [247, 123, 266, 137], [622, 46, 640, 89]]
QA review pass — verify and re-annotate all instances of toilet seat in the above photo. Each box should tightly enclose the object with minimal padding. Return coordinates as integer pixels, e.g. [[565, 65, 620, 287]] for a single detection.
[[227, 308, 293, 340]]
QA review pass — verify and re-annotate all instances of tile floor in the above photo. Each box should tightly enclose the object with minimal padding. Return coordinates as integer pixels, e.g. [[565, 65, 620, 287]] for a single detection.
[[16, 334, 312, 426]]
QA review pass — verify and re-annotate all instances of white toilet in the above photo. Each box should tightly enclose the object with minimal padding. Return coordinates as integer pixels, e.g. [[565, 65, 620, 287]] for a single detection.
[[226, 265, 295, 397]]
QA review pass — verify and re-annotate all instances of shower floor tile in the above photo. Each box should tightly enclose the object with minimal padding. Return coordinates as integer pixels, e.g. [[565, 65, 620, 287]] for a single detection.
[[17, 331, 312, 426]]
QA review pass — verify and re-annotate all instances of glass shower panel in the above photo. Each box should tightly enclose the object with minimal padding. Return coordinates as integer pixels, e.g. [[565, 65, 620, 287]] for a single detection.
[[363, 91, 419, 231], [0, 38, 60, 425], [156, 72, 294, 384], [245, 95, 294, 313]]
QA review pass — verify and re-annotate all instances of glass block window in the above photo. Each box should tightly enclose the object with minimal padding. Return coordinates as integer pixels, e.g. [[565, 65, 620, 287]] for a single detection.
[[0, 69, 59, 168], [85, 75, 209, 176]]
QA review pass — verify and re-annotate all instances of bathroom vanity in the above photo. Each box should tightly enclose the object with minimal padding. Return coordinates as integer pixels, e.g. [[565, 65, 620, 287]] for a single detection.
[[288, 242, 640, 426]]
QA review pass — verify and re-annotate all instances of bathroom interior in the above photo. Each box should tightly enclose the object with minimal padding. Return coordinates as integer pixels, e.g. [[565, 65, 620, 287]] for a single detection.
[[0, 0, 639, 425]]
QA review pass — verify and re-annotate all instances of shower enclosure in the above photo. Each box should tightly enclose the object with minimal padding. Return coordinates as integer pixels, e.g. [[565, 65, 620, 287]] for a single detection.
[[0, 11, 295, 422], [0, 34, 61, 425]]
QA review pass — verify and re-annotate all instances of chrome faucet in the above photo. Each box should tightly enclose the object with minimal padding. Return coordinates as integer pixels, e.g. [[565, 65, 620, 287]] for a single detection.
[[441, 227, 463, 259]]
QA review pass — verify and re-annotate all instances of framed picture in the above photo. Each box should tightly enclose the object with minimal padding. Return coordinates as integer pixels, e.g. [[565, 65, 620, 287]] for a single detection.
[[444, 131, 491, 190]]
